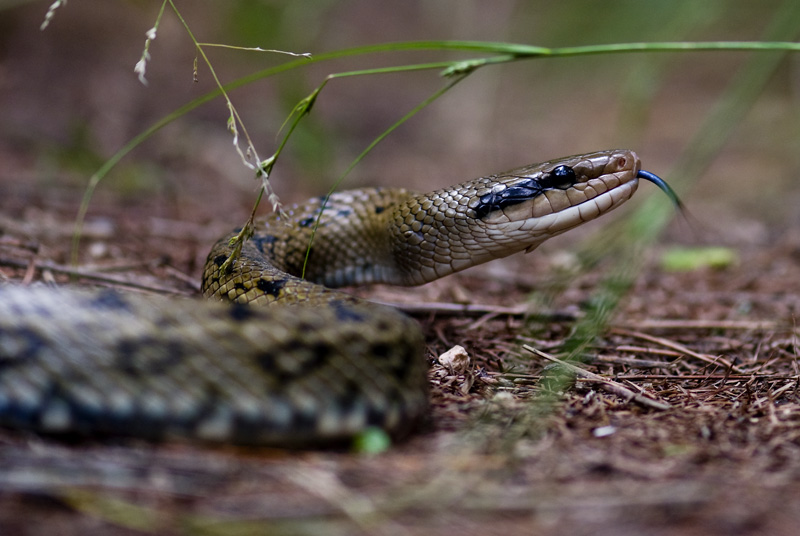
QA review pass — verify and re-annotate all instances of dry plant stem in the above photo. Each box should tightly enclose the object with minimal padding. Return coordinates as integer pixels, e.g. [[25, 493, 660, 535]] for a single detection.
[[389, 300, 578, 320], [522, 344, 672, 411], [614, 374, 799, 380], [613, 328, 746, 373], [392, 301, 526, 317], [594, 355, 677, 368], [771, 381, 799, 398], [392, 303, 785, 330], [618, 318, 786, 331]]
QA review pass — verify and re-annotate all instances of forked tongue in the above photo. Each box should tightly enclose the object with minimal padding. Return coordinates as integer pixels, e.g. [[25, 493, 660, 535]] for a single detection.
[[637, 170, 687, 214]]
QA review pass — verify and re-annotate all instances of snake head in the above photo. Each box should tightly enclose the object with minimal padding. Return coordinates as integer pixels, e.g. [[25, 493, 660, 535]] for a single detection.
[[393, 149, 678, 284], [470, 149, 641, 254]]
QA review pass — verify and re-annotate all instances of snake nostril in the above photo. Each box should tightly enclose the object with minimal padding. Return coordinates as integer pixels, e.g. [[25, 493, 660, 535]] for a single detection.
[[616, 157, 627, 169]]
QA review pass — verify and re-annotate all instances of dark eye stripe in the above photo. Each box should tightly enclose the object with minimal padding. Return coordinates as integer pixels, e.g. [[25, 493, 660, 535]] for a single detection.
[[473, 166, 578, 218], [539, 165, 577, 189]]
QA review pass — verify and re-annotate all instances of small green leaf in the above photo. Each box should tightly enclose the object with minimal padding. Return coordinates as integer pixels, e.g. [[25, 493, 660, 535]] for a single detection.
[[660, 246, 737, 271], [352, 427, 392, 454]]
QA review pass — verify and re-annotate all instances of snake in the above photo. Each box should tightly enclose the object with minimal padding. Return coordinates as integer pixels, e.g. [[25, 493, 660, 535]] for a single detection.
[[0, 149, 677, 447]]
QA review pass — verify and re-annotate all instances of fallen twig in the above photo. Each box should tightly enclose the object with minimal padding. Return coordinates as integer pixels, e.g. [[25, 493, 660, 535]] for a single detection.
[[386, 300, 578, 320], [612, 328, 746, 374], [522, 344, 672, 411], [617, 318, 787, 331], [613, 374, 799, 381], [594, 354, 677, 369]]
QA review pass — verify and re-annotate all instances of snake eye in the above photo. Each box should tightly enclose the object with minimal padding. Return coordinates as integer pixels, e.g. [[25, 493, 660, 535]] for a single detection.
[[540, 165, 577, 189]]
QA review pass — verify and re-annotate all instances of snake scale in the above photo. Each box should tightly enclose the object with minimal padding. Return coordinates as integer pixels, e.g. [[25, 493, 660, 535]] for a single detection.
[[0, 149, 675, 446]]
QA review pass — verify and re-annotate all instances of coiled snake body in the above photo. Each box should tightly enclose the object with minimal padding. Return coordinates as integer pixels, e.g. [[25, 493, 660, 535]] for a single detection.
[[0, 150, 666, 446]]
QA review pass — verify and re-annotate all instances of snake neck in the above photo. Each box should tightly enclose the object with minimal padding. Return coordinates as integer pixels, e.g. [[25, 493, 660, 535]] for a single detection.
[[202, 188, 413, 304], [202, 149, 641, 303]]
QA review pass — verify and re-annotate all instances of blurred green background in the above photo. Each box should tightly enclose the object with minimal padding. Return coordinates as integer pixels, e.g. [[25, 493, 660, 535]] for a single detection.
[[0, 0, 797, 241]]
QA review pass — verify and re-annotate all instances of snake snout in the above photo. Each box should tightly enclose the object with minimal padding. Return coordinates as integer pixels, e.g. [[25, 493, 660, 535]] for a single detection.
[[607, 151, 639, 175]]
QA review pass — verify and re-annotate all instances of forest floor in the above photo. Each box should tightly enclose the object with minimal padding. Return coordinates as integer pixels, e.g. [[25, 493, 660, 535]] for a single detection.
[[1, 176, 799, 536]]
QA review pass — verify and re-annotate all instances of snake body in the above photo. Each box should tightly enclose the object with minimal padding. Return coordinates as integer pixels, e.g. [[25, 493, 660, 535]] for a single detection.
[[0, 149, 649, 446]]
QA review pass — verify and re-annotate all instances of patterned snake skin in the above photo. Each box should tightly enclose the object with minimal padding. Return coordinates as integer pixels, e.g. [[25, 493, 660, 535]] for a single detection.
[[0, 149, 648, 446]]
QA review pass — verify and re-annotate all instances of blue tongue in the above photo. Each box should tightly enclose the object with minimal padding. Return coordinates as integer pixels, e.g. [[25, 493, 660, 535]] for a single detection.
[[637, 170, 685, 211]]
